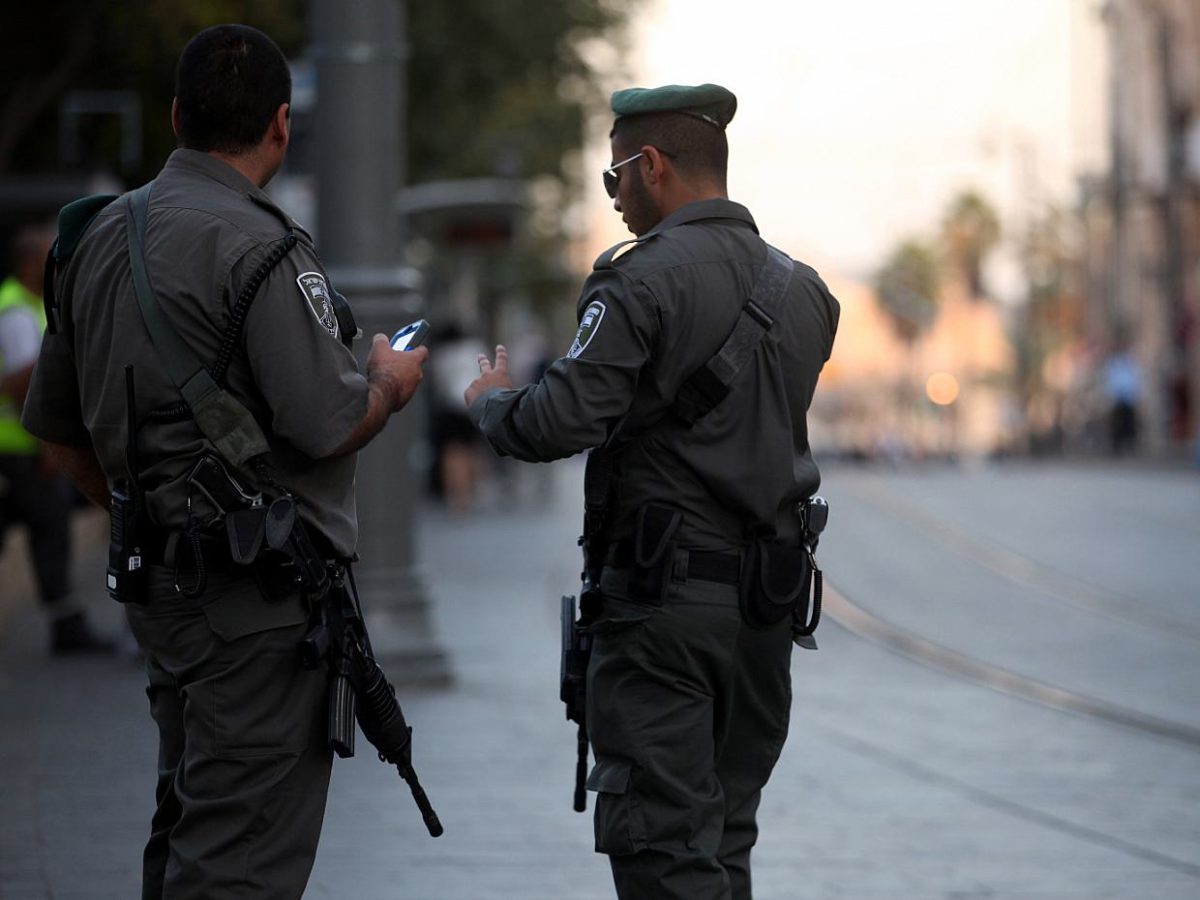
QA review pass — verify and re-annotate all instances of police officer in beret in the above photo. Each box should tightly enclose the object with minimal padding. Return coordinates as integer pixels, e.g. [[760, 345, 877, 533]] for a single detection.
[[465, 83, 839, 899], [23, 24, 427, 898]]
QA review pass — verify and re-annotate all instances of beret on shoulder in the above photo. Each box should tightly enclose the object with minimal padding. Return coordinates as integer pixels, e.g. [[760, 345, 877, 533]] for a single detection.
[[610, 83, 737, 130]]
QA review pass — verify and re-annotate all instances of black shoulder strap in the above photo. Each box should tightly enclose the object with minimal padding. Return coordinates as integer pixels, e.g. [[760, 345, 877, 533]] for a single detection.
[[123, 182, 272, 468], [673, 244, 794, 426]]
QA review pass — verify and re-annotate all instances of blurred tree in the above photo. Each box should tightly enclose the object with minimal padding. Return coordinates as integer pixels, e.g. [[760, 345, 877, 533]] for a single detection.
[[875, 239, 940, 345], [1012, 205, 1084, 448], [0, 0, 639, 189], [940, 189, 1000, 299], [0, 2, 307, 179], [407, 0, 638, 185]]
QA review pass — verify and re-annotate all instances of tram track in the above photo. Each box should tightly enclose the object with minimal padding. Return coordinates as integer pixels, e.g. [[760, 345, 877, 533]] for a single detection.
[[836, 474, 1200, 645], [823, 582, 1200, 750]]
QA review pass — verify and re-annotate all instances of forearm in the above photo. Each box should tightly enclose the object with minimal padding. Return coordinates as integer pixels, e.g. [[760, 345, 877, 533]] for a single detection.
[[40, 440, 110, 510], [329, 378, 395, 457]]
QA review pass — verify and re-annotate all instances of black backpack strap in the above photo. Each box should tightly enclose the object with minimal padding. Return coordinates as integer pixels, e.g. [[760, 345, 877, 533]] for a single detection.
[[673, 244, 794, 426], [123, 183, 272, 468]]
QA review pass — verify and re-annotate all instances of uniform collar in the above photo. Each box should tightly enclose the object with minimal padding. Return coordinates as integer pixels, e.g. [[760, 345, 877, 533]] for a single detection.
[[163, 148, 301, 234], [163, 149, 281, 208], [644, 198, 758, 239]]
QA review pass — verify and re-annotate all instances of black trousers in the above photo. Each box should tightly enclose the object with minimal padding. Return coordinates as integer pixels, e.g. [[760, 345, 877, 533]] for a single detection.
[[0, 454, 72, 607], [125, 567, 333, 900], [586, 567, 794, 900]]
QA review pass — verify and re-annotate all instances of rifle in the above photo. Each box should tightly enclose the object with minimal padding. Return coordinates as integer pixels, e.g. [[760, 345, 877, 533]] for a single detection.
[[560, 593, 592, 812], [188, 455, 443, 837]]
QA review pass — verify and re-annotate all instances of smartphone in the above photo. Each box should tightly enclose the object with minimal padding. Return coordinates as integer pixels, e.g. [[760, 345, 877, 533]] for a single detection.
[[390, 319, 430, 351]]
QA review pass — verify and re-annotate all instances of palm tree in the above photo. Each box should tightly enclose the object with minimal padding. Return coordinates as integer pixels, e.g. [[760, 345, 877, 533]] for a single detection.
[[941, 190, 1001, 298], [875, 239, 940, 346]]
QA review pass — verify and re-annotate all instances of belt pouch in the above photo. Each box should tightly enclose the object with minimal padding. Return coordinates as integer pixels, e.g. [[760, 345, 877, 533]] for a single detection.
[[626, 504, 682, 603], [738, 540, 812, 628]]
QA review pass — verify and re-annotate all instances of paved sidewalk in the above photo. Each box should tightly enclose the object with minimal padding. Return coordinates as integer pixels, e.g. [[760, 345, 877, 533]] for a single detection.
[[2, 458, 1199, 899]]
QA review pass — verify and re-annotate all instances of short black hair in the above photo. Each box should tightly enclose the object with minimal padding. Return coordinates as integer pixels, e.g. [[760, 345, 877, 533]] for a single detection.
[[175, 24, 291, 154], [611, 112, 729, 186]]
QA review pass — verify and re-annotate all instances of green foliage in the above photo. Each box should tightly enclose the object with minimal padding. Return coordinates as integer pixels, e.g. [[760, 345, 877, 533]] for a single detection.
[[875, 239, 940, 345], [0, 0, 638, 191], [407, 0, 638, 185], [0, 1, 307, 178]]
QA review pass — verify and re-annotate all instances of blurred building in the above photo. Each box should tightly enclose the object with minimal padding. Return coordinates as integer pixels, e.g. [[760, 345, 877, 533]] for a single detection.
[[813, 274, 1014, 461], [1100, 0, 1200, 453]]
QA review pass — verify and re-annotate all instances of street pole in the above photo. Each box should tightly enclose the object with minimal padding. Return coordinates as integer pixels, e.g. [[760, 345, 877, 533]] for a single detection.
[[311, 0, 450, 684]]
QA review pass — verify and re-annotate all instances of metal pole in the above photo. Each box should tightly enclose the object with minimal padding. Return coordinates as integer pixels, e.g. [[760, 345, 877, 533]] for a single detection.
[[311, 0, 450, 684]]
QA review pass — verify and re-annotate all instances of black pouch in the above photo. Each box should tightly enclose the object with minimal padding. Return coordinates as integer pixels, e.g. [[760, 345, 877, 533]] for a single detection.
[[738, 540, 812, 629], [626, 504, 682, 603]]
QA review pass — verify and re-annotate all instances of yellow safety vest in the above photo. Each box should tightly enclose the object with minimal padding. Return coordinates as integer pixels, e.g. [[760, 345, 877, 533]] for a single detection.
[[0, 275, 45, 454]]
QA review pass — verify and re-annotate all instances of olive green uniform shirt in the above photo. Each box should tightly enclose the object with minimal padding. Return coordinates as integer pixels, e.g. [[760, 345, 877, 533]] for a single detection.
[[23, 150, 368, 556], [469, 198, 839, 550]]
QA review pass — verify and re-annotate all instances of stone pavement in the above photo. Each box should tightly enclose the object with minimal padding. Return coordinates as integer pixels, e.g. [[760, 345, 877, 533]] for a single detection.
[[2, 458, 1199, 899]]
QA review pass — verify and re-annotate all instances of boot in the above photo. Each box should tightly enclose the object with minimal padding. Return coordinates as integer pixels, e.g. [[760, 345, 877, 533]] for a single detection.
[[50, 611, 115, 656]]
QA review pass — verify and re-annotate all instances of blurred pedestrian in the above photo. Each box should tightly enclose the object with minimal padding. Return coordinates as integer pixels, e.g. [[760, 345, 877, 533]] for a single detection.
[[0, 222, 111, 654], [21, 24, 426, 898], [466, 83, 839, 899], [428, 320, 489, 511], [1102, 343, 1142, 455]]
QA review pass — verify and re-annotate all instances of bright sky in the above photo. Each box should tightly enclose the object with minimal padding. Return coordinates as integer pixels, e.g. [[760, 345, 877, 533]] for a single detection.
[[583, 0, 1108, 294]]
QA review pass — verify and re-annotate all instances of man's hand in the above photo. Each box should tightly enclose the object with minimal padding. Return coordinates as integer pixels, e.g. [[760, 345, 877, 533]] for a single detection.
[[367, 333, 429, 412], [464, 344, 514, 407]]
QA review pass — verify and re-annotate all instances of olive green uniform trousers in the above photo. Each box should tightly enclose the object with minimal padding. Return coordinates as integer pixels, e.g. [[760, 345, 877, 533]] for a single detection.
[[125, 567, 333, 899], [586, 567, 793, 900]]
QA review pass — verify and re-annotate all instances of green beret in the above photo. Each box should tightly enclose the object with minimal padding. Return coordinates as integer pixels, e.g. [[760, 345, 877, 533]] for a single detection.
[[611, 83, 737, 130]]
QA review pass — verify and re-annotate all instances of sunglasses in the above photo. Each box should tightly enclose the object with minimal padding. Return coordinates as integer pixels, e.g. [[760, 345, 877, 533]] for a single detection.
[[602, 152, 644, 199]]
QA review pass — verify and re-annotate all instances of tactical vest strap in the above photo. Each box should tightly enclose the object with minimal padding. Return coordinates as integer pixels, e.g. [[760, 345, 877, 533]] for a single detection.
[[673, 244, 794, 426], [124, 182, 272, 468]]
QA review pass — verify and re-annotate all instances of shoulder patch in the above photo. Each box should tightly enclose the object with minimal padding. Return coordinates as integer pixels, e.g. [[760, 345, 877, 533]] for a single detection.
[[568, 299, 606, 359], [296, 271, 339, 339]]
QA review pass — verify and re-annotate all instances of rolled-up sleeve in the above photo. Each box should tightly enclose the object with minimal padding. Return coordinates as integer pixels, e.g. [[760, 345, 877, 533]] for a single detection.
[[22, 327, 91, 447], [239, 243, 368, 459]]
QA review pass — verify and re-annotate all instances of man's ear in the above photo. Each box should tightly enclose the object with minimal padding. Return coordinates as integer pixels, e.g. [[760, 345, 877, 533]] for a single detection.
[[642, 145, 670, 186], [171, 98, 182, 138], [271, 102, 291, 147]]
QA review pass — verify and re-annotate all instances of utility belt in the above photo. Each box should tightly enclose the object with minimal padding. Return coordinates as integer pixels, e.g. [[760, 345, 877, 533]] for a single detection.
[[603, 542, 741, 586], [109, 455, 338, 604], [599, 501, 827, 647]]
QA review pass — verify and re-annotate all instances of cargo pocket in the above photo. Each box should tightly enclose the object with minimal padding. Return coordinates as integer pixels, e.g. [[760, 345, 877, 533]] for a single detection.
[[202, 576, 318, 758], [584, 596, 655, 636], [200, 575, 308, 641], [587, 756, 647, 856]]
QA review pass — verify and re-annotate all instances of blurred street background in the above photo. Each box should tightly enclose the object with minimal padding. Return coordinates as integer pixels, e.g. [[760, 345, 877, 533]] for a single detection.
[[3, 0, 1200, 898]]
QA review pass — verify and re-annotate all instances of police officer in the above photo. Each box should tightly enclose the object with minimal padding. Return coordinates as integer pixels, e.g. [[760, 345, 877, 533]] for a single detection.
[[22, 25, 427, 899], [465, 84, 839, 899], [0, 223, 111, 654]]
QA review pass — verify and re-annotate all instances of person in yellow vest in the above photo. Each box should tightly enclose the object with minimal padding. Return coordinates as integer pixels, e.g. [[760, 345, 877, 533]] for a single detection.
[[0, 222, 111, 654]]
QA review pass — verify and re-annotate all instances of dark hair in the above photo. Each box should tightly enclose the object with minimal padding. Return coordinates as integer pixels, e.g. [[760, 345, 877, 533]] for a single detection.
[[611, 112, 729, 186], [175, 24, 291, 153]]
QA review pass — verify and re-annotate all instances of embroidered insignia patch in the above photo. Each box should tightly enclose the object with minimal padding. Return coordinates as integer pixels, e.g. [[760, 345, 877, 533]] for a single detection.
[[296, 271, 339, 339], [568, 300, 606, 359]]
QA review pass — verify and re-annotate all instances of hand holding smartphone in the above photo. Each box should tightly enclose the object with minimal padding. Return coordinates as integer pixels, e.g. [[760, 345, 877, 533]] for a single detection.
[[390, 319, 430, 351]]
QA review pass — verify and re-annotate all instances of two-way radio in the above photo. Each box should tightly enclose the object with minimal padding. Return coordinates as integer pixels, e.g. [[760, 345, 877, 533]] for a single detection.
[[106, 365, 147, 604]]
